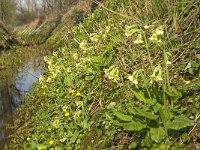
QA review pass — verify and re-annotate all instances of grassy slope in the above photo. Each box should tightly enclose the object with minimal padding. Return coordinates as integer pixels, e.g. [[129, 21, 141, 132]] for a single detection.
[[46, 0, 93, 48], [6, 0, 200, 149]]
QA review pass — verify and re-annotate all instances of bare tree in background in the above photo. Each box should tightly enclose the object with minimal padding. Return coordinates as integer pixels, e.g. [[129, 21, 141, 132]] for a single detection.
[[1, 0, 87, 25], [0, 0, 16, 24], [15, 0, 40, 25], [40, 0, 79, 14]]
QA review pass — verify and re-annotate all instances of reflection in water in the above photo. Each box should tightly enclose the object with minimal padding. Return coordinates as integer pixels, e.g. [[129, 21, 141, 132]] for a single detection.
[[0, 54, 45, 149], [13, 58, 45, 107]]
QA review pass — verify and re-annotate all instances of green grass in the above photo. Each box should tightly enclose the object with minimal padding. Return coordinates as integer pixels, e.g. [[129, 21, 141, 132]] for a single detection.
[[6, 0, 200, 149]]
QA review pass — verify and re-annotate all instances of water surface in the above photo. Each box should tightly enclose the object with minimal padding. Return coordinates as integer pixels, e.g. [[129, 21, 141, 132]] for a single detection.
[[0, 46, 49, 149]]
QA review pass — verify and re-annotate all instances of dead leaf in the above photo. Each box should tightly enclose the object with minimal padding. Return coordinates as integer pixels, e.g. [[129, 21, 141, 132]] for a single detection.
[[195, 54, 200, 59], [179, 60, 187, 65]]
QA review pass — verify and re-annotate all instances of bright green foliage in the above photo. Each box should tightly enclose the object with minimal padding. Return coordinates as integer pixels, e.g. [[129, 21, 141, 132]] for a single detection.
[[6, 0, 200, 149], [167, 115, 194, 130], [150, 127, 166, 143]]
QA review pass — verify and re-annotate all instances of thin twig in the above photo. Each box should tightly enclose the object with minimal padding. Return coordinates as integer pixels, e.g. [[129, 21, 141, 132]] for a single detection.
[[80, 24, 90, 38], [102, 144, 124, 150], [188, 113, 200, 136]]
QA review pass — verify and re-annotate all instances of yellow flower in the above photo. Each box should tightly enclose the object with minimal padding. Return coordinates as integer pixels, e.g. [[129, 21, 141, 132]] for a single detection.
[[26, 137, 31, 141], [62, 105, 68, 112], [166, 60, 172, 65], [125, 24, 138, 37], [49, 140, 54, 145], [155, 26, 164, 35], [37, 146, 43, 150], [39, 76, 46, 84], [128, 75, 138, 85], [157, 39, 162, 44], [72, 53, 78, 60], [150, 66, 163, 82], [105, 26, 110, 33], [65, 112, 70, 117], [69, 89, 76, 93], [79, 41, 87, 50], [134, 34, 144, 44], [149, 33, 158, 41], [90, 33, 99, 42], [144, 24, 154, 29], [144, 25, 149, 29], [47, 77, 52, 83], [127, 71, 140, 85], [104, 66, 120, 83], [76, 92, 81, 96]]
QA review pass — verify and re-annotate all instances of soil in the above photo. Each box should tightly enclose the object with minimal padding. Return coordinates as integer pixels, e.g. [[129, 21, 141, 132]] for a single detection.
[[185, 114, 200, 150]]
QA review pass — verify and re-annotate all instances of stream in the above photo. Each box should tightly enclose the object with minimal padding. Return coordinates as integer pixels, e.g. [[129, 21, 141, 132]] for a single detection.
[[0, 46, 50, 149]]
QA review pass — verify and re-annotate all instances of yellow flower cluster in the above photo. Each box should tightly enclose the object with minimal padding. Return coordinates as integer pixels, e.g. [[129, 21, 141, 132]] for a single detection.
[[69, 89, 81, 96], [127, 69, 143, 86], [149, 26, 164, 44], [150, 66, 163, 82], [49, 140, 54, 145], [125, 24, 164, 46], [134, 34, 144, 44], [69, 89, 76, 93], [65, 112, 70, 117], [37, 146, 43, 150], [90, 33, 99, 42], [104, 66, 120, 83], [125, 24, 139, 37], [76, 92, 81, 96]]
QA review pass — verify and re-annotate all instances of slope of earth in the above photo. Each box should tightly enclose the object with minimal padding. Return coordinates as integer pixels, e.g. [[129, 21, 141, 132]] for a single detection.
[[15, 0, 95, 47], [6, 0, 200, 150]]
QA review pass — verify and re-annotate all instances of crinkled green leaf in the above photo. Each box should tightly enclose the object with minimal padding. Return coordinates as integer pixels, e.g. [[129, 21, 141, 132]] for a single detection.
[[159, 106, 173, 129], [188, 68, 194, 75], [64, 75, 74, 86], [31, 141, 38, 149], [164, 87, 182, 102], [55, 146, 64, 150], [134, 107, 158, 120], [146, 98, 157, 105], [132, 90, 146, 102], [104, 112, 113, 120], [70, 131, 79, 143], [191, 61, 199, 68], [167, 115, 194, 130], [141, 132, 152, 148], [150, 127, 166, 143], [101, 49, 113, 66], [128, 141, 138, 149], [114, 111, 132, 122], [120, 121, 146, 131], [153, 103, 162, 113], [126, 104, 137, 114], [85, 75, 95, 81]]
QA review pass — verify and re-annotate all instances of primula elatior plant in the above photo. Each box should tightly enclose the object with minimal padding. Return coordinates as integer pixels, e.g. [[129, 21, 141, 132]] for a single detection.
[[5, 0, 200, 149]]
